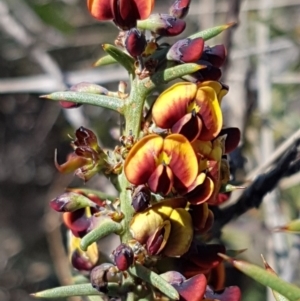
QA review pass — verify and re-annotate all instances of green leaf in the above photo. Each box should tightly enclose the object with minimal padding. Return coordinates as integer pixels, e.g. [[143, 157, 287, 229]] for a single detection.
[[94, 55, 117, 67], [275, 219, 300, 233], [261, 255, 290, 301], [102, 44, 135, 74], [31, 283, 133, 299], [188, 22, 236, 41], [141, 63, 205, 92], [67, 188, 115, 202], [31, 284, 101, 299], [40, 92, 124, 113], [219, 254, 300, 301], [80, 219, 123, 251], [129, 264, 179, 300]]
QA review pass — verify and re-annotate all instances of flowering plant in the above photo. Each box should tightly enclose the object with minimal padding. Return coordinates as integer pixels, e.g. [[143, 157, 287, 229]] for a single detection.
[[31, 1, 300, 301]]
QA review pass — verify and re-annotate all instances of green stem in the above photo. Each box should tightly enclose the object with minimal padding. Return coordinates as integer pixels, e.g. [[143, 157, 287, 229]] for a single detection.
[[123, 78, 146, 138], [41, 92, 124, 113], [118, 76, 148, 244], [80, 220, 123, 251], [119, 171, 135, 243]]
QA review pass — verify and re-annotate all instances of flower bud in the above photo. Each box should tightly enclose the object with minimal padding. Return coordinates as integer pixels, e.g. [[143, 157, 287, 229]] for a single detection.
[[59, 82, 108, 109], [125, 28, 147, 58], [167, 37, 204, 63], [90, 263, 121, 293], [201, 45, 227, 68], [113, 243, 134, 271], [169, 0, 191, 19], [131, 185, 151, 212], [193, 62, 222, 82], [50, 192, 100, 212], [140, 14, 186, 37]]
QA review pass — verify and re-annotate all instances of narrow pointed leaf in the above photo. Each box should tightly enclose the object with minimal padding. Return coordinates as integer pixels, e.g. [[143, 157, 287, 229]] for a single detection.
[[40, 92, 124, 113], [261, 255, 290, 301], [31, 284, 101, 298], [94, 55, 117, 67], [275, 219, 300, 233], [80, 219, 123, 251], [102, 44, 135, 74], [129, 264, 179, 300], [67, 188, 115, 202], [219, 254, 300, 301], [189, 22, 236, 41], [142, 63, 205, 92]]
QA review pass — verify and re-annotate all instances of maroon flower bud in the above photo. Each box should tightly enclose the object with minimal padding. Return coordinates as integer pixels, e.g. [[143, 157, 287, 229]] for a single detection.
[[90, 263, 121, 293], [50, 192, 100, 212], [143, 14, 186, 37], [125, 28, 147, 58], [201, 45, 227, 68], [167, 37, 204, 63], [131, 185, 151, 212], [59, 82, 108, 109], [169, 0, 191, 19], [113, 243, 134, 271], [194, 62, 222, 82]]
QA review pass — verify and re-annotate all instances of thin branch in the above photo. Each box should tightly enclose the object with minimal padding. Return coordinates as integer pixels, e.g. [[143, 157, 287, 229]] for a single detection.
[[211, 138, 300, 237]]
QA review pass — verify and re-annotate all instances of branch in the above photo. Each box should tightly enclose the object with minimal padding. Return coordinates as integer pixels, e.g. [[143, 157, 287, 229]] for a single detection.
[[211, 138, 300, 237]]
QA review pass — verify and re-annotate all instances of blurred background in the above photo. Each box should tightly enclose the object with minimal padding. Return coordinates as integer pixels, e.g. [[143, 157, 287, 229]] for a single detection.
[[0, 0, 300, 300]]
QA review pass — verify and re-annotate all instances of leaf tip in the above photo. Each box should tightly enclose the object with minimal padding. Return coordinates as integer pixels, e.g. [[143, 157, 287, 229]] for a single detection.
[[39, 94, 51, 99], [218, 252, 234, 263], [226, 21, 238, 29]]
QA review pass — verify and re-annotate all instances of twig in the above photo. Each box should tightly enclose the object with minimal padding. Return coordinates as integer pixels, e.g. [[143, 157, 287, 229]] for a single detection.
[[0, 67, 127, 94], [246, 128, 300, 181], [211, 138, 300, 236]]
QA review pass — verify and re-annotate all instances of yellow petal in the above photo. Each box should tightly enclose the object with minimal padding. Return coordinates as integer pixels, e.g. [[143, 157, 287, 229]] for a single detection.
[[163, 208, 193, 257]]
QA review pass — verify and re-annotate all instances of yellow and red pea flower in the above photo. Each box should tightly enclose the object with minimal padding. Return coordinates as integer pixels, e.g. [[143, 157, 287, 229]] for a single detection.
[[191, 137, 232, 205], [87, 0, 154, 30], [129, 198, 193, 257], [55, 127, 108, 182], [124, 133, 198, 195], [152, 81, 227, 142]]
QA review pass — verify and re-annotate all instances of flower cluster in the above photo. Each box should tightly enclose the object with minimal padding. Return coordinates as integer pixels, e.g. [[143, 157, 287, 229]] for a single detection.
[[45, 0, 243, 300]]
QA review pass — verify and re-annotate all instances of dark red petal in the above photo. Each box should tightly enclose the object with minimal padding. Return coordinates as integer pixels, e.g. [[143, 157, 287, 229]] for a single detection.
[[71, 249, 95, 271], [173, 274, 207, 301], [190, 244, 226, 270], [205, 286, 242, 301], [87, 0, 113, 20], [219, 127, 241, 153], [63, 209, 91, 236], [148, 165, 173, 195], [180, 38, 204, 63], [172, 113, 202, 142]]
